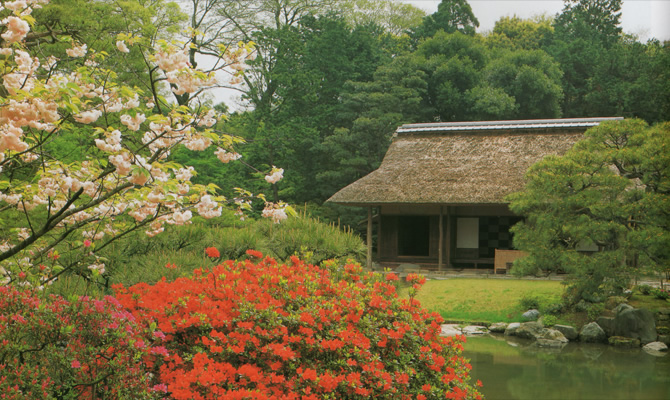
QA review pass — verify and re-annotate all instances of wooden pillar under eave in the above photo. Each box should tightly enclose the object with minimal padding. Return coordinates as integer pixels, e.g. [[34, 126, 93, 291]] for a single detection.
[[367, 206, 373, 269], [438, 206, 444, 271], [445, 206, 452, 269]]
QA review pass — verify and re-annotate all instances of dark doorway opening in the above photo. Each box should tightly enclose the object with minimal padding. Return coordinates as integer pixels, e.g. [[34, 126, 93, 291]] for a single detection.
[[397, 216, 430, 256]]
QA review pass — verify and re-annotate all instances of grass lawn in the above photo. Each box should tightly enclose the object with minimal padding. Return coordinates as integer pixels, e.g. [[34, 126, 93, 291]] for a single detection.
[[402, 278, 564, 324]]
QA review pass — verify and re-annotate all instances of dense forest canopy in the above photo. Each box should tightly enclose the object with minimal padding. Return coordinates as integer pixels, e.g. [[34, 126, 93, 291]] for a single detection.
[[194, 0, 668, 212]]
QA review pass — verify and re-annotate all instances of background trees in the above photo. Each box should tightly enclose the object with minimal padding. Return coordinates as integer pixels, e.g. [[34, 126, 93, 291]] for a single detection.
[[508, 120, 670, 303], [411, 0, 479, 39]]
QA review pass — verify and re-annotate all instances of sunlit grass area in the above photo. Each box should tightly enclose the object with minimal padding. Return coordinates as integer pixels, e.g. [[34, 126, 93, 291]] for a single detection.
[[401, 278, 564, 323]]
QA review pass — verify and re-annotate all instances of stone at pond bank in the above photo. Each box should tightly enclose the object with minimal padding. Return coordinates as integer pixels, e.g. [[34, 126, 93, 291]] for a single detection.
[[642, 341, 668, 357], [515, 321, 544, 340], [597, 316, 615, 337], [440, 324, 489, 337], [658, 335, 670, 346], [580, 322, 607, 343], [554, 324, 579, 341], [461, 325, 488, 335], [608, 336, 641, 348], [522, 309, 540, 321], [440, 325, 462, 337], [643, 341, 668, 352], [504, 322, 521, 336], [539, 329, 569, 343], [489, 322, 508, 333], [614, 307, 657, 344]]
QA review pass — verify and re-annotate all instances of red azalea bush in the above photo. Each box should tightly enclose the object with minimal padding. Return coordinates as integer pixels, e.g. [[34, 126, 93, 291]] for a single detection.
[[115, 253, 483, 400], [0, 286, 161, 399]]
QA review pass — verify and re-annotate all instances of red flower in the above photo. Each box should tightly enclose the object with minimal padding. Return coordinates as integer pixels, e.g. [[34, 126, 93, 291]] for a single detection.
[[245, 249, 263, 258], [165, 263, 177, 269], [205, 247, 220, 258], [385, 273, 399, 281]]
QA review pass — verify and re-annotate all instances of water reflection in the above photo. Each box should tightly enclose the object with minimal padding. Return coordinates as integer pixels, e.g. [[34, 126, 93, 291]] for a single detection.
[[464, 334, 670, 400]]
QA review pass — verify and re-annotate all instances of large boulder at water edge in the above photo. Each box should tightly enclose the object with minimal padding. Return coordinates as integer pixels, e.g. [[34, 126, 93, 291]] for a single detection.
[[539, 329, 569, 343], [504, 322, 521, 336], [596, 316, 615, 337], [554, 324, 579, 341], [515, 321, 544, 340], [614, 307, 657, 344], [489, 322, 508, 333], [580, 322, 607, 343]]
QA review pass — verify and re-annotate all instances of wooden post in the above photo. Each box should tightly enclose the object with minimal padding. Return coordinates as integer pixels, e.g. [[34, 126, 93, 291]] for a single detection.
[[377, 206, 382, 261], [438, 206, 444, 271], [445, 206, 452, 269], [367, 207, 372, 269]]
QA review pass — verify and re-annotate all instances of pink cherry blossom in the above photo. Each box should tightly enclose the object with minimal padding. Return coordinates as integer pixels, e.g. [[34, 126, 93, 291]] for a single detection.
[[65, 43, 87, 58]]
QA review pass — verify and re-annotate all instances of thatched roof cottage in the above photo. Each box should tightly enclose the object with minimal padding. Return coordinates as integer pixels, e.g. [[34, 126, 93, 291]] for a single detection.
[[328, 117, 622, 271]]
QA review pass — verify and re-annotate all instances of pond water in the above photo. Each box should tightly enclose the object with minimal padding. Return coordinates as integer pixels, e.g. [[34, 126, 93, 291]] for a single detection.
[[464, 335, 670, 400]]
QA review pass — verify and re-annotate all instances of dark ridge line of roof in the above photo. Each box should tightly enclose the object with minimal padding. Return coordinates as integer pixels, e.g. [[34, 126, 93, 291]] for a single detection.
[[397, 117, 624, 133]]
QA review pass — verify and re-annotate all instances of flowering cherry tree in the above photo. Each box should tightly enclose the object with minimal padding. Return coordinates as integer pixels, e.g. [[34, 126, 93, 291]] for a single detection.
[[0, 0, 284, 288]]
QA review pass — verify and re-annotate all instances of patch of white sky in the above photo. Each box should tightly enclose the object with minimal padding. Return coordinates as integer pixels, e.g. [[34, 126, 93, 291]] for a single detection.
[[400, 0, 670, 42]]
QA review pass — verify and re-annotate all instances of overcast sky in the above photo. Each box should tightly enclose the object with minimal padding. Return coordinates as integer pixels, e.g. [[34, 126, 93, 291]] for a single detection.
[[401, 0, 670, 42]]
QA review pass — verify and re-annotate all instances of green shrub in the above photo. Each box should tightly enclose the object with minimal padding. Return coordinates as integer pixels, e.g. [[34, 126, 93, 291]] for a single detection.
[[651, 287, 669, 300], [542, 315, 558, 327], [638, 284, 653, 295], [0, 286, 159, 399], [543, 302, 564, 316], [519, 295, 540, 310], [48, 212, 366, 297], [587, 303, 606, 321]]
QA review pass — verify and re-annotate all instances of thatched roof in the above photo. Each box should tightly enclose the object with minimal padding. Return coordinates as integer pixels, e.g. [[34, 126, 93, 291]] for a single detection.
[[328, 118, 622, 206]]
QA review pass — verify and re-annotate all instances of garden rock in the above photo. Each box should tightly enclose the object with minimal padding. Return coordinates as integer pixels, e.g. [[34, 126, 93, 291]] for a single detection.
[[642, 341, 668, 357], [596, 316, 615, 337], [608, 336, 640, 348], [489, 322, 508, 333], [504, 322, 521, 336], [539, 329, 568, 343], [658, 335, 670, 345], [614, 303, 634, 315], [643, 341, 668, 352], [554, 324, 579, 341], [613, 307, 657, 344], [522, 309, 540, 321], [461, 325, 488, 335], [580, 322, 607, 343], [440, 324, 462, 337], [515, 321, 544, 340]]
